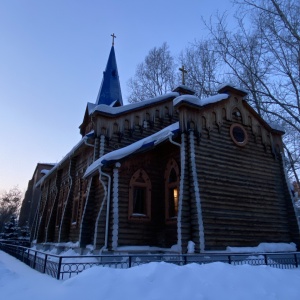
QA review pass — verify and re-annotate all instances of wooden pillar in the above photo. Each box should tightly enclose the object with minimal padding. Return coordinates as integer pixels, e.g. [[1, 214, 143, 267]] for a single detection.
[[99, 135, 105, 158], [94, 137, 100, 160], [188, 130, 205, 253], [177, 132, 191, 253], [112, 163, 120, 249]]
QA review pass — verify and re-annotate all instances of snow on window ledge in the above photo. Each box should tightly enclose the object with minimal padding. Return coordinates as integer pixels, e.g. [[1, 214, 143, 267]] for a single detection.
[[131, 213, 147, 217], [129, 213, 151, 222]]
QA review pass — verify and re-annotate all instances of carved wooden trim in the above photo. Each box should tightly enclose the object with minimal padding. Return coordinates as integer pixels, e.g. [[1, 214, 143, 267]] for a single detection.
[[94, 99, 175, 139]]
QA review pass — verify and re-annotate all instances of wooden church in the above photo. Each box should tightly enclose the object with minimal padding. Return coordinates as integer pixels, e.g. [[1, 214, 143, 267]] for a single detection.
[[24, 39, 300, 254]]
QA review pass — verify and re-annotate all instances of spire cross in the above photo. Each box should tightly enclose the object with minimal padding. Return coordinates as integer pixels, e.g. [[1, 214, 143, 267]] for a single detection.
[[111, 33, 116, 46], [179, 65, 187, 85]]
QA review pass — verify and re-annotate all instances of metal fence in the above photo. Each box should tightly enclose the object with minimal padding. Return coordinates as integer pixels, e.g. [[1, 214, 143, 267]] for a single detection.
[[0, 242, 299, 280]]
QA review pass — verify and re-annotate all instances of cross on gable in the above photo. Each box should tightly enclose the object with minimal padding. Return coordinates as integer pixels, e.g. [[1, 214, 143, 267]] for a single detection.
[[111, 33, 116, 46], [179, 65, 187, 85]]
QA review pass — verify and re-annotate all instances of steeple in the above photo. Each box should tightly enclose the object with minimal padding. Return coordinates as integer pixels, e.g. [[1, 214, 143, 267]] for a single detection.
[[95, 35, 123, 106]]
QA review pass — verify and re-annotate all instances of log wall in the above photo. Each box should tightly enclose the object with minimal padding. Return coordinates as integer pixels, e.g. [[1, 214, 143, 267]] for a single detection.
[[182, 96, 300, 251], [112, 143, 180, 249], [68, 148, 93, 243], [80, 176, 106, 248]]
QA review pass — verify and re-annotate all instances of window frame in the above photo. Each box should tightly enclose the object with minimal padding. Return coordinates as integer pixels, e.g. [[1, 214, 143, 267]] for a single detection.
[[128, 169, 151, 222], [230, 123, 248, 147], [165, 159, 180, 223]]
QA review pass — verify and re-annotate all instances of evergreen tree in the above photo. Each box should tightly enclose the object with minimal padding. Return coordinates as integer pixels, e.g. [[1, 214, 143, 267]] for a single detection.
[[18, 221, 30, 240], [2, 216, 19, 240], [0, 186, 22, 233]]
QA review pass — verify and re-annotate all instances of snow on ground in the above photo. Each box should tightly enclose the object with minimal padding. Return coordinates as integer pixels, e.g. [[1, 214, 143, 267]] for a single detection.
[[1, 250, 300, 300], [226, 242, 297, 253]]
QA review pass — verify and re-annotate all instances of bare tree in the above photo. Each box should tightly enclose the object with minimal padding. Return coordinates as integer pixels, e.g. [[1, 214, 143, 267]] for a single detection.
[[205, 0, 300, 184], [127, 42, 178, 102], [179, 39, 223, 98], [0, 186, 22, 233]]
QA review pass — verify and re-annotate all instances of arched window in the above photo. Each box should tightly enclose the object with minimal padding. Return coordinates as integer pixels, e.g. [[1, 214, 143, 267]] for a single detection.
[[128, 169, 151, 221], [165, 159, 180, 221]]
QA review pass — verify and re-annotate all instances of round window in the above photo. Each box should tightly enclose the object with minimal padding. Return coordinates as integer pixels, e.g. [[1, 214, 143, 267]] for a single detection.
[[230, 124, 248, 146]]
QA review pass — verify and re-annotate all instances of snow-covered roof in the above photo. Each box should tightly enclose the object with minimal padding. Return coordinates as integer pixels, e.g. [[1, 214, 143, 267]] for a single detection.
[[109, 100, 118, 107], [267, 121, 285, 133], [84, 122, 179, 178], [173, 93, 284, 135], [38, 163, 56, 166], [172, 85, 196, 95], [36, 134, 92, 188], [40, 169, 50, 175], [91, 92, 179, 116], [87, 102, 96, 114], [173, 93, 229, 107], [217, 83, 248, 95], [85, 130, 95, 138]]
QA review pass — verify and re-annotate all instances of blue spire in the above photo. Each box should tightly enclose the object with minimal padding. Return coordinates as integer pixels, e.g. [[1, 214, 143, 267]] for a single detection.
[[95, 45, 123, 106]]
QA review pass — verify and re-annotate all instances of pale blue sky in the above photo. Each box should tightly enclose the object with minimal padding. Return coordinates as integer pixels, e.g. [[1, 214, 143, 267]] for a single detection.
[[0, 0, 234, 193]]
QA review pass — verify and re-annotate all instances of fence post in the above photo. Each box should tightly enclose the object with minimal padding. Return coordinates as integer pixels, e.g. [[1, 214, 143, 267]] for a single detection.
[[17, 245, 20, 259], [128, 255, 132, 268], [26, 248, 30, 264], [33, 251, 37, 269], [228, 255, 232, 265], [43, 254, 48, 273], [57, 256, 62, 280], [21, 247, 26, 262], [183, 255, 187, 265], [264, 254, 268, 265], [19, 246, 23, 260], [294, 254, 298, 268]]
